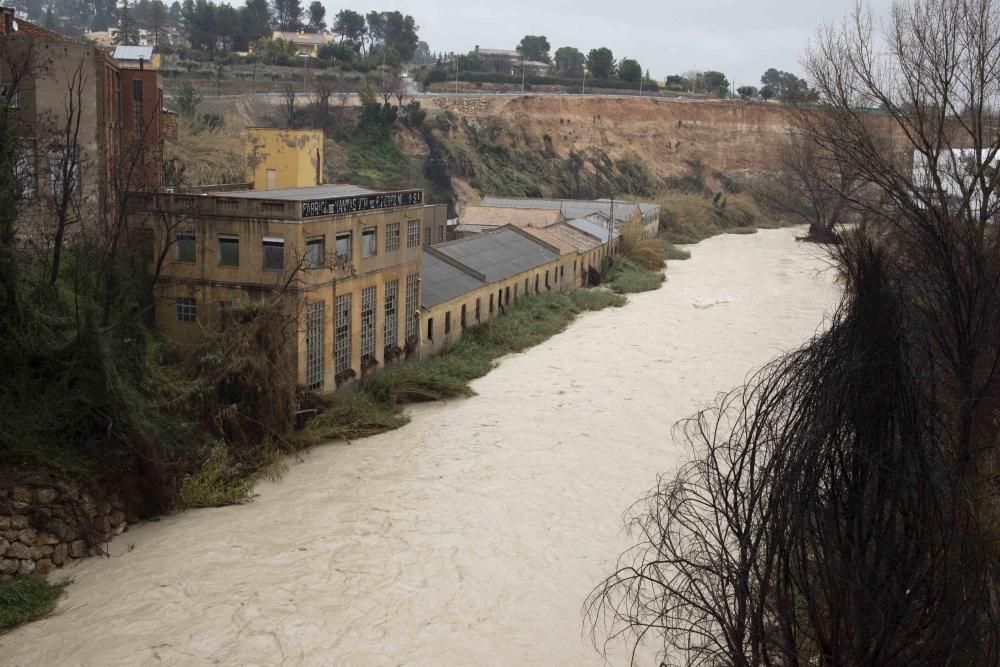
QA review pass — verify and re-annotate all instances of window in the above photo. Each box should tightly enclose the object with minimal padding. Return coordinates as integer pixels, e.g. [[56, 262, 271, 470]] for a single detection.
[[306, 300, 325, 390], [445, 311, 451, 334], [335, 293, 352, 373], [574, 260, 577, 273], [534, 274, 539, 292], [505, 286, 510, 305], [385, 222, 400, 253], [437, 225, 444, 244], [475, 298, 481, 321], [176, 297, 196, 322], [489, 293, 494, 314], [137, 228, 155, 263], [427, 317, 434, 341], [460, 304, 466, 329], [335, 232, 352, 262], [360, 285, 376, 362], [1, 80, 18, 108], [48, 145, 80, 200], [218, 235, 239, 267], [525, 278, 528, 294], [424, 226, 431, 246], [306, 237, 324, 268], [405, 274, 419, 341], [263, 237, 284, 270], [14, 144, 36, 199], [362, 228, 377, 258], [560, 265, 565, 280], [131, 79, 143, 140], [545, 270, 550, 288], [266, 169, 277, 189], [514, 284, 518, 300], [406, 220, 420, 248], [384, 279, 398, 351], [176, 232, 196, 262]]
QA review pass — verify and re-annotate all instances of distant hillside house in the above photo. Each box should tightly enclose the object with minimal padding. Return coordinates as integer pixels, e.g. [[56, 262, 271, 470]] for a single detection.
[[451, 46, 550, 76], [271, 30, 334, 56]]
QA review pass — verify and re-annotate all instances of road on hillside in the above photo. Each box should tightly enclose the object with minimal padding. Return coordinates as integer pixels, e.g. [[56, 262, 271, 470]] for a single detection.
[[1, 227, 839, 666]]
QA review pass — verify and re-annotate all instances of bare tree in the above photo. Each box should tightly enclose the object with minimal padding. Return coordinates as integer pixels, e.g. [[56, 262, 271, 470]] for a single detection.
[[750, 130, 864, 242], [281, 83, 296, 128], [588, 1, 1000, 663]]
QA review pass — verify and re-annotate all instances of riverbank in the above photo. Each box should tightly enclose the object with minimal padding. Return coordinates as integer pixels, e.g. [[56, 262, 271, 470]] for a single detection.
[[0, 227, 839, 665]]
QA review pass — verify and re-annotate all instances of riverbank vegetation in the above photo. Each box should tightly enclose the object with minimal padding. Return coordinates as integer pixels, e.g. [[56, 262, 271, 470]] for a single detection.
[[0, 576, 65, 632], [588, 0, 1000, 662], [300, 288, 627, 446]]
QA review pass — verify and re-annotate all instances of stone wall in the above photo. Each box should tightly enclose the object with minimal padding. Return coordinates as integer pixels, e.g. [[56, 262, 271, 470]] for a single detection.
[[0, 478, 127, 581]]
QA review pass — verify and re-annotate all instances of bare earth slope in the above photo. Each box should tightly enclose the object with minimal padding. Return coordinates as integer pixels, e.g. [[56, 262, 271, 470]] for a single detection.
[[0, 228, 839, 666]]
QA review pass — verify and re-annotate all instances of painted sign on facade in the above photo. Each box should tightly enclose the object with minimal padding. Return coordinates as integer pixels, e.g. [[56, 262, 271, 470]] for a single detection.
[[301, 190, 423, 218]]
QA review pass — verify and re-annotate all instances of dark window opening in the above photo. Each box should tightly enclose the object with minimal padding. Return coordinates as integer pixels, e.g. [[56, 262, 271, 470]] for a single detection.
[[445, 311, 451, 334], [306, 237, 324, 268], [427, 317, 434, 340], [475, 298, 481, 321], [176, 232, 196, 263], [218, 235, 239, 267], [263, 238, 284, 270]]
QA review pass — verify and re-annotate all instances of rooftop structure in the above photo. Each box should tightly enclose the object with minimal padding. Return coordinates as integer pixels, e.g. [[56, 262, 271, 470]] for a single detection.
[[567, 217, 619, 243], [480, 196, 642, 227], [432, 227, 560, 284], [516, 225, 579, 256], [459, 206, 563, 229]]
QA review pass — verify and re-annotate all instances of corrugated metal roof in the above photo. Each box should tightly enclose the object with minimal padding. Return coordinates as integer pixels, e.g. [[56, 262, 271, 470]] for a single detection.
[[544, 223, 602, 252], [460, 206, 562, 228], [595, 198, 661, 216], [480, 197, 640, 224], [517, 226, 576, 255], [434, 227, 559, 283], [567, 218, 618, 243], [113, 45, 154, 61], [421, 251, 486, 308]]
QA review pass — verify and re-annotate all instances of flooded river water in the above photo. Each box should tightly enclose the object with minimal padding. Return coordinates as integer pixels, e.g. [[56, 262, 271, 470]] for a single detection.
[[1, 227, 840, 666]]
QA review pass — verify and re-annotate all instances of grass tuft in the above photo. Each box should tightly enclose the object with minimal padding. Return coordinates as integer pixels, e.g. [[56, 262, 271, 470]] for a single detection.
[[177, 443, 258, 509], [663, 242, 692, 260], [0, 576, 66, 632], [604, 257, 666, 294]]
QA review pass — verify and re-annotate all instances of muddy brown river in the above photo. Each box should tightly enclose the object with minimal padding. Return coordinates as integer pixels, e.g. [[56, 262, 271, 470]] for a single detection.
[[0, 227, 840, 666]]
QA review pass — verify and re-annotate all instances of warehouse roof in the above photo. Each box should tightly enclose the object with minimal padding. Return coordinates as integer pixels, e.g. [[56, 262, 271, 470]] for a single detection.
[[595, 198, 661, 217], [567, 218, 619, 243], [516, 225, 577, 256], [421, 250, 486, 308], [543, 223, 602, 252], [480, 196, 640, 224], [460, 206, 562, 229], [433, 227, 559, 283]]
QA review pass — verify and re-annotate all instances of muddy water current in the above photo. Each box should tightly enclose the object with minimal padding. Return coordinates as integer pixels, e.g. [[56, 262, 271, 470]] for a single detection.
[[1, 227, 840, 666]]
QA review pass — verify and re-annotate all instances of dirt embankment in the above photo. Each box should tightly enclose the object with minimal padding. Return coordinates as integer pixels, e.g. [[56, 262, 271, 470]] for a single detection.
[[432, 96, 797, 180]]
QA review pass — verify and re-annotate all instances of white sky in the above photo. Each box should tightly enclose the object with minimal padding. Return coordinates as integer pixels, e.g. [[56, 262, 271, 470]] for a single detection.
[[327, 0, 895, 86]]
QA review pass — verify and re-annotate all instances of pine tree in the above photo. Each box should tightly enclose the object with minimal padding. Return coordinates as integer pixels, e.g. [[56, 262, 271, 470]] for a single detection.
[[115, 0, 140, 44]]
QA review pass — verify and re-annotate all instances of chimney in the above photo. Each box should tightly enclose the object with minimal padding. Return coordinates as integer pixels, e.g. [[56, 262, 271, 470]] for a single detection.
[[474, 45, 479, 54], [0, 7, 15, 35]]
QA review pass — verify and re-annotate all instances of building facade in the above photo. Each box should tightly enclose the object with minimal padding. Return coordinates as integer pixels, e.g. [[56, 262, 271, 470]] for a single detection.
[[246, 127, 324, 190], [136, 185, 443, 391]]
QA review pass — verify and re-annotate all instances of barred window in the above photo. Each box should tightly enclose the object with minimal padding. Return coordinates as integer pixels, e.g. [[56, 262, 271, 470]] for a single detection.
[[176, 232, 196, 262], [405, 273, 418, 340], [424, 226, 430, 246], [305, 300, 325, 390], [384, 279, 398, 351], [385, 222, 400, 253], [176, 297, 196, 322], [360, 286, 377, 362], [406, 220, 420, 248], [437, 225, 444, 244], [334, 293, 352, 374]]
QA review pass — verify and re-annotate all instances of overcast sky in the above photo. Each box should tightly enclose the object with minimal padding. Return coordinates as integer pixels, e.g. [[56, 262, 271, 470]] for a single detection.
[[333, 0, 895, 87]]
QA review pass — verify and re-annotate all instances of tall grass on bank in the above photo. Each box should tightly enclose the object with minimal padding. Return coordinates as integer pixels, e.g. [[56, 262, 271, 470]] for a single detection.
[[0, 576, 66, 632], [657, 191, 779, 244], [300, 289, 626, 445]]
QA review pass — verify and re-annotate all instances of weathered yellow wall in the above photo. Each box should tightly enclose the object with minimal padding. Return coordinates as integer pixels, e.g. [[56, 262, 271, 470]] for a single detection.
[[246, 128, 324, 190]]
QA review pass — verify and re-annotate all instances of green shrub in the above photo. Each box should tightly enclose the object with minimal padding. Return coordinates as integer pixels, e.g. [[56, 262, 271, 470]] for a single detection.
[[663, 242, 692, 260], [177, 443, 258, 509], [0, 576, 66, 631], [604, 256, 666, 294]]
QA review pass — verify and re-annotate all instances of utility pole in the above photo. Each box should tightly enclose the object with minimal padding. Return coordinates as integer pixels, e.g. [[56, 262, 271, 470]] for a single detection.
[[521, 53, 526, 95], [582, 69, 586, 95]]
